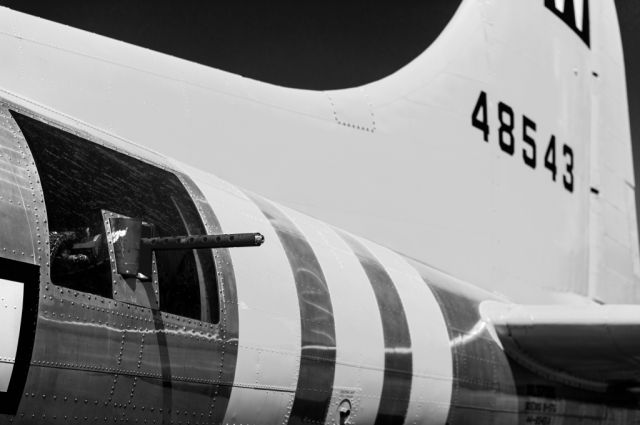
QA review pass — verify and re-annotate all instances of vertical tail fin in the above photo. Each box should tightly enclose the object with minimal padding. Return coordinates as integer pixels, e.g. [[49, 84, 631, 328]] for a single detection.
[[353, 0, 640, 302]]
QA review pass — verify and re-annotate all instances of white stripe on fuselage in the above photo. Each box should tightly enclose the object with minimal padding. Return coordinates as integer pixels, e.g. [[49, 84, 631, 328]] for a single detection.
[[363, 241, 453, 425], [187, 173, 301, 424], [280, 206, 385, 425]]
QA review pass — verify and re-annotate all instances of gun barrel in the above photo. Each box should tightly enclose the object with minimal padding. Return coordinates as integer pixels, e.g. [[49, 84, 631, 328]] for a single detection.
[[141, 232, 264, 250]]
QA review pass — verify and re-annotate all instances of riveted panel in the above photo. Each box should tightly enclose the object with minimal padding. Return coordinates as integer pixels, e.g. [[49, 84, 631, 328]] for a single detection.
[[176, 172, 241, 424], [7, 107, 239, 424], [0, 107, 46, 267]]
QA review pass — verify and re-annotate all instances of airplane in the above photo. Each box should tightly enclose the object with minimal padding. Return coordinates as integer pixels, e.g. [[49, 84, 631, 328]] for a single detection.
[[0, 0, 639, 423]]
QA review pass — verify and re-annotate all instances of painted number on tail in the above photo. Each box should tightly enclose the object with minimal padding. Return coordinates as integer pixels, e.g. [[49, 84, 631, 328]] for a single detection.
[[471, 91, 574, 193]]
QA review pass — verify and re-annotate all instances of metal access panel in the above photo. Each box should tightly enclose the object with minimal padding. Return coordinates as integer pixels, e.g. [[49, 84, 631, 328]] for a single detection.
[[0, 108, 44, 266], [102, 209, 159, 309]]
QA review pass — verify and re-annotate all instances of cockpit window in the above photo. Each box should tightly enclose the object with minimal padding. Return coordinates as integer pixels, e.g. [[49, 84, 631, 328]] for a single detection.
[[11, 111, 219, 323]]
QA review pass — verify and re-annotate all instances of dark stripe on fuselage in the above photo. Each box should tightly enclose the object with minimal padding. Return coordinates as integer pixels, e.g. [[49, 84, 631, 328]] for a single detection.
[[178, 174, 240, 425], [338, 232, 413, 425], [249, 194, 337, 425]]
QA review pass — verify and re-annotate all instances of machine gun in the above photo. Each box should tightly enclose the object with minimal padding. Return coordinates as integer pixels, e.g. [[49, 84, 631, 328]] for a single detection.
[[109, 216, 264, 279]]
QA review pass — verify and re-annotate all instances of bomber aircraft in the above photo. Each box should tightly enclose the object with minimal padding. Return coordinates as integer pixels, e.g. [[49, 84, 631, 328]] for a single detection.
[[1, 0, 639, 424]]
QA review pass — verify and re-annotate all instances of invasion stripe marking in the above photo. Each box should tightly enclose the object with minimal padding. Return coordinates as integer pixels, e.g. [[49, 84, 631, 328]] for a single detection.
[[249, 194, 337, 425], [339, 232, 413, 425]]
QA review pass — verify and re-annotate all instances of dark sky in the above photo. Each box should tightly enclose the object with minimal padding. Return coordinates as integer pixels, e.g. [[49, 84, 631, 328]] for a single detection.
[[0, 1, 461, 89], [1, 0, 639, 205], [616, 0, 640, 178]]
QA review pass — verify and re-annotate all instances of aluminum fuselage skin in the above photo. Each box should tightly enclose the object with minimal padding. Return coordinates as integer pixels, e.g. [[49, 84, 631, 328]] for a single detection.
[[0, 102, 638, 425]]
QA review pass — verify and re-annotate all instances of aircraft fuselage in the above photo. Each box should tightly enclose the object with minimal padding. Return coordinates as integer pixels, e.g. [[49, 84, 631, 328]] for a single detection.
[[0, 101, 638, 425]]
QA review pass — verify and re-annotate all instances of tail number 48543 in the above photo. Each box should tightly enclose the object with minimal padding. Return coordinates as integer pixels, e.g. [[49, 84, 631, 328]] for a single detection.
[[471, 90, 574, 193]]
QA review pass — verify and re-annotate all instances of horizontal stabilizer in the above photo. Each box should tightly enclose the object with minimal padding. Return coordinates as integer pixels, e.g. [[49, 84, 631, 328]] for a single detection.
[[482, 302, 640, 391]]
